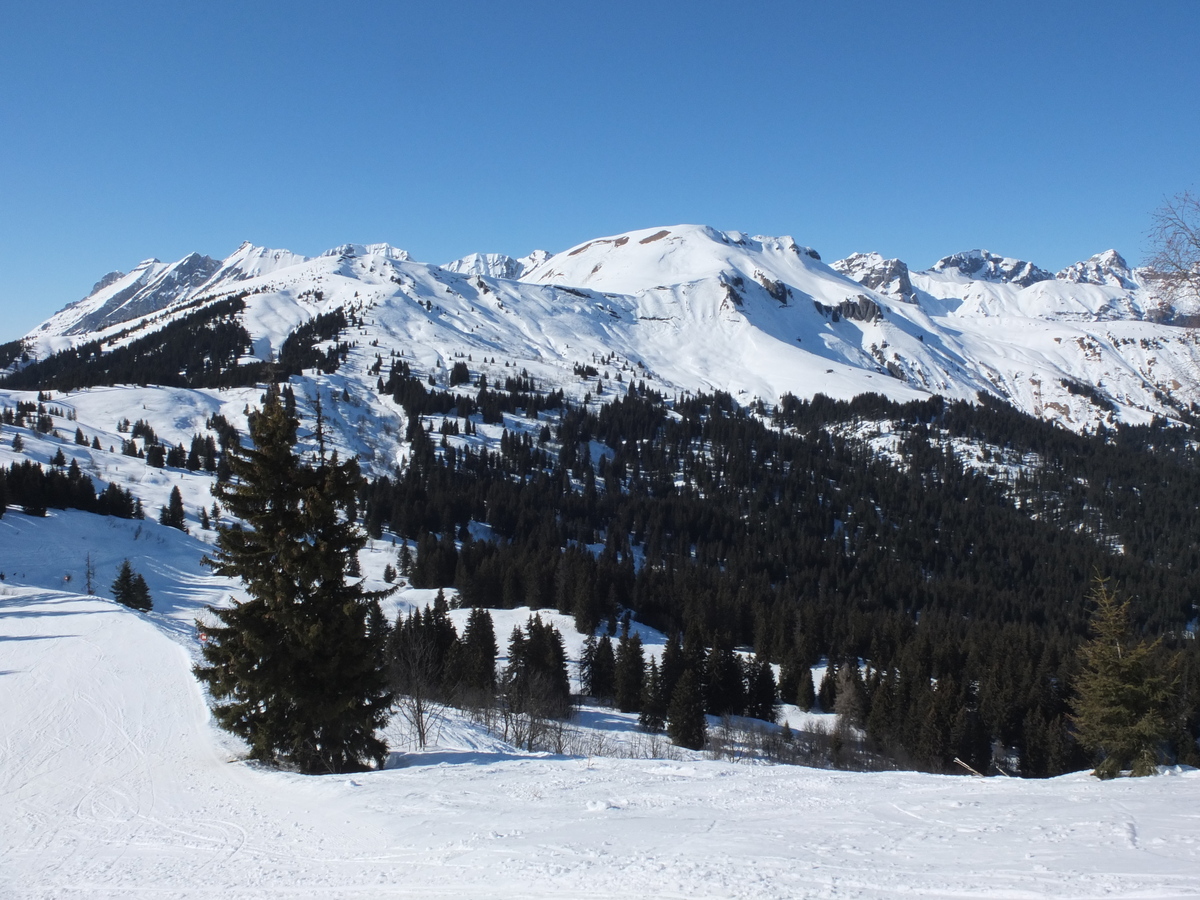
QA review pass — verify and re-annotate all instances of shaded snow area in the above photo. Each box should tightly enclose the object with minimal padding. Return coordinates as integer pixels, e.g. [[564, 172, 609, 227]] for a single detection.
[[0, 514, 1198, 898]]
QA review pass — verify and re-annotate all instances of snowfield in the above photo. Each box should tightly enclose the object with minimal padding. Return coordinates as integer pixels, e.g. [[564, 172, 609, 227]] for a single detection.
[[2, 514, 1199, 899]]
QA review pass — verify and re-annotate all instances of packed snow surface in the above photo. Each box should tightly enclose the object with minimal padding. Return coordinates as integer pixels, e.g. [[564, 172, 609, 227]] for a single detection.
[[2, 513, 1199, 899]]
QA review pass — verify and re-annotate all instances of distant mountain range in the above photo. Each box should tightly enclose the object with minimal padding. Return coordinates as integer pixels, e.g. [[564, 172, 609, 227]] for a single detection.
[[12, 224, 1200, 433]]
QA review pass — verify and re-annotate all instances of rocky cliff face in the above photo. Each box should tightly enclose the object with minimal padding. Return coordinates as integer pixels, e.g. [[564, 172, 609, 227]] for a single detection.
[[832, 253, 916, 302], [930, 250, 1053, 287], [1055, 250, 1139, 289]]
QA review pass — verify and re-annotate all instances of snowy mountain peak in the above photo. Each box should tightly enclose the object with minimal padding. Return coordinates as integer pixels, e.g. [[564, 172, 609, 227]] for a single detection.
[[519, 224, 826, 296], [88, 270, 126, 296], [930, 250, 1053, 287], [1056, 249, 1138, 289], [320, 243, 410, 262], [442, 250, 554, 280], [832, 252, 916, 302], [36, 253, 222, 337], [442, 252, 532, 280]]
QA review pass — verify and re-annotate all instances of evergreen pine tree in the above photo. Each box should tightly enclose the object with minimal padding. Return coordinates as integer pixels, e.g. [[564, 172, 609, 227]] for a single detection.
[[796, 664, 816, 711], [504, 614, 572, 718], [835, 662, 868, 730], [639, 658, 667, 732], [111, 559, 135, 608], [704, 642, 745, 716], [580, 634, 597, 694], [461, 606, 498, 693], [817, 663, 838, 713], [587, 634, 617, 703], [111, 559, 152, 612], [614, 631, 645, 713], [668, 668, 707, 750], [159, 485, 187, 532], [659, 630, 685, 701], [130, 571, 152, 611], [746, 655, 779, 723], [195, 386, 393, 774], [1070, 579, 1178, 779]]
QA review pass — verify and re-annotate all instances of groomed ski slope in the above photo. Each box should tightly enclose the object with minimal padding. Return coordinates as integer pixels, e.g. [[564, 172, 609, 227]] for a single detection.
[[3, 582, 1199, 897]]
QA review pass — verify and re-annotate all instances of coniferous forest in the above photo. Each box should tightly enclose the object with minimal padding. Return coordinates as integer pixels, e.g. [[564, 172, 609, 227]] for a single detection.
[[5, 333, 1199, 777], [361, 361, 1200, 777]]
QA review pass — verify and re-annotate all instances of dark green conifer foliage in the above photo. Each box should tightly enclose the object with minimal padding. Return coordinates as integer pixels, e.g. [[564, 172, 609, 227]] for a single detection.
[[459, 606, 498, 694], [111, 559, 152, 612], [503, 614, 571, 717], [835, 662, 868, 729], [659, 631, 685, 702], [796, 664, 816, 711], [614, 631, 645, 713], [585, 634, 616, 703], [705, 642, 745, 716], [817, 663, 838, 713], [159, 486, 187, 531], [746, 655, 779, 723], [1071, 579, 1178, 779], [668, 668, 707, 750], [639, 658, 667, 732], [195, 387, 393, 774]]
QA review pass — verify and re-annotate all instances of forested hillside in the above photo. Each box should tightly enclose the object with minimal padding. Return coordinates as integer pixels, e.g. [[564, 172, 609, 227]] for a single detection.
[[363, 364, 1200, 775]]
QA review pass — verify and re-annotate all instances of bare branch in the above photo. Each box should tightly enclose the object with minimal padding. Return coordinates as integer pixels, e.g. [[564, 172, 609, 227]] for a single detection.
[[1147, 190, 1200, 303]]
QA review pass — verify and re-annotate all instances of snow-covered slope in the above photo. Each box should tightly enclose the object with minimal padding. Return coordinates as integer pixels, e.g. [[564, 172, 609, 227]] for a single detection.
[[2, 512, 1198, 899], [0, 586, 1195, 897], [14, 223, 1200, 436], [32, 253, 221, 338]]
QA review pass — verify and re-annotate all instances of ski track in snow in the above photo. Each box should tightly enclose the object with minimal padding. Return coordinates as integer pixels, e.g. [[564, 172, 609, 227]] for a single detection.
[[2, 584, 1199, 899]]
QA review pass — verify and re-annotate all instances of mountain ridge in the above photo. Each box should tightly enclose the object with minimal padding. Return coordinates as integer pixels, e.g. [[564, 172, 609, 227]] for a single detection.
[[11, 223, 1200, 436]]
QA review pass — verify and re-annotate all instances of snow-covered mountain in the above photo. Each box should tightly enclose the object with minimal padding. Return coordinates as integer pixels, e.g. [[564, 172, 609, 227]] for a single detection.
[[13, 223, 1200, 440], [442, 249, 551, 280], [6, 227, 1200, 898]]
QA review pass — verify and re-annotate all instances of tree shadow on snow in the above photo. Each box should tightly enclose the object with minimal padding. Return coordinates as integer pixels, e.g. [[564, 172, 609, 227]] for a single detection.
[[384, 748, 548, 769]]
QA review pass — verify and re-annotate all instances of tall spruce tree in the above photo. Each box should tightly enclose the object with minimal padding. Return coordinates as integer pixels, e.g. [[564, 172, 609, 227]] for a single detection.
[[1071, 579, 1178, 779], [195, 386, 393, 774], [614, 631, 645, 713], [639, 658, 667, 732], [585, 634, 617, 703], [459, 606, 498, 695], [668, 668, 707, 750], [111, 559, 152, 612], [159, 485, 187, 532]]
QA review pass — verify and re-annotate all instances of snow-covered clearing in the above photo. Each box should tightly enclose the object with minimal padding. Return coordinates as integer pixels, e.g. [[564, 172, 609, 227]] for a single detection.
[[2, 510, 1199, 898]]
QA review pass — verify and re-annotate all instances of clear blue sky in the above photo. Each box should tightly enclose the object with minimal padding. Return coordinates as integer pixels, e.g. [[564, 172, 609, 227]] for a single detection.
[[2, 1, 1196, 337]]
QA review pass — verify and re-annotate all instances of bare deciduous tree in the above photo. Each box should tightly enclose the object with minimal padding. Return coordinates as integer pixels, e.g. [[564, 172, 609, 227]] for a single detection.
[[1148, 190, 1200, 303], [390, 624, 449, 750]]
